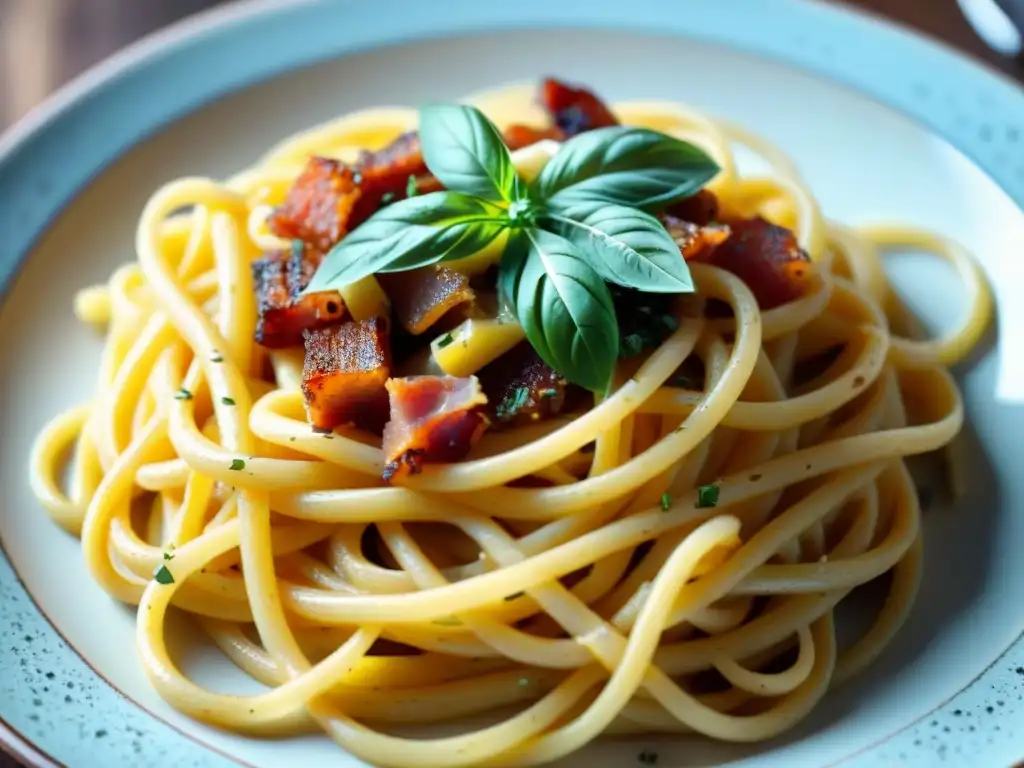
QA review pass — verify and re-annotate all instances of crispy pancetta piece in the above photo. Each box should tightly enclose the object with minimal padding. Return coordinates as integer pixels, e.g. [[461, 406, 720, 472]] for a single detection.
[[268, 157, 362, 252], [660, 215, 731, 262], [690, 216, 816, 310], [379, 266, 476, 336], [361, 124, 563, 180], [354, 131, 441, 206], [503, 123, 565, 149], [252, 243, 345, 348], [538, 77, 619, 136], [268, 150, 424, 253], [270, 121, 564, 253], [361, 124, 564, 196], [301, 318, 392, 432], [477, 342, 569, 428], [382, 376, 489, 482], [663, 189, 721, 226], [357, 131, 427, 184]]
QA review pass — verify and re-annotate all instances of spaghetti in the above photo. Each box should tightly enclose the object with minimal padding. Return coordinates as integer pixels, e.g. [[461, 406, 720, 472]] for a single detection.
[[29, 80, 991, 767]]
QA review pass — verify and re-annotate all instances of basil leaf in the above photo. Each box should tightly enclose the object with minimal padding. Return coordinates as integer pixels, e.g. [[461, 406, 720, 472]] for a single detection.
[[499, 228, 619, 391], [303, 192, 507, 293], [534, 126, 719, 209], [544, 202, 694, 293], [420, 104, 520, 202], [496, 231, 530, 322]]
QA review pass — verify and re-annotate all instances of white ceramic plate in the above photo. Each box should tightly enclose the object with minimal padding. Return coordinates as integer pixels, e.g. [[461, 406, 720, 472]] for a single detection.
[[2, 1, 1024, 766]]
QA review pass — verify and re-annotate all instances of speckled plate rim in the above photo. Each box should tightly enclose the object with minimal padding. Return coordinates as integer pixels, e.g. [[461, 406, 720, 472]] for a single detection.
[[2, 1, 1024, 766]]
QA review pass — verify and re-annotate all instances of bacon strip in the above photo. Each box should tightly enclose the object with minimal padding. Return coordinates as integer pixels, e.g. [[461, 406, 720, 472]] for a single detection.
[[379, 266, 476, 336], [477, 342, 569, 428], [664, 189, 721, 226], [270, 120, 568, 254], [660, 215, 731, 262], [357, 132, 426, 184], [538, 78, 619, 136], [689, 216, 815, 310], [268, 151, 422, 254], [252, 243, 345, 348], [503, 123, 565, 148], [354, 131, 437, 209], [268, 157, 361, 252], [361, 125, 563, 179], [301, 318, 392, 432], [382, 376, 489, 482]]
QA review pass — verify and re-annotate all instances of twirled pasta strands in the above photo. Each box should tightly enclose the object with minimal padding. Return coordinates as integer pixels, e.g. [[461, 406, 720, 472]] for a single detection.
[[28, 85, 989, 767]]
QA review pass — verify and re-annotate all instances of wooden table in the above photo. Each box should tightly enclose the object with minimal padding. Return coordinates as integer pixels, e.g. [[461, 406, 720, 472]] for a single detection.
[[0, 0, 1021, 766]]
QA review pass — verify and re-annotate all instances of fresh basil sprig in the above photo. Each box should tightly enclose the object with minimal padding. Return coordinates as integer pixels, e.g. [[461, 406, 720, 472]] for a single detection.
[[499, 229, 619, 392], [305, 103, 719, 390], [533, 126, 718, 209], [303, 192, 507, 292], [543, 202, 694, 293], [420, 104, 522, 202]]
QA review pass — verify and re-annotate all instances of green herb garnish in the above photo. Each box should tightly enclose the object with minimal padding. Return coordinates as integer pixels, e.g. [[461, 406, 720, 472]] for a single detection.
[[660, 492, 672, 512], [174, 388, 193, 401], [211, 352, 224, 363], [496, 386, 530, 420], [437, 333, 455, 349], [504, 591, 525, 601], [154, 565, 175, 585], [696, 483, 720, 508], [517, 677, 530, 687], [620, 333, 645, 359], [541, 388, 558, 399], [670, 373, 702, 390], [303, 104, 718, 391], [229, 459, 246, 471], [221, 397, 235, 406], [380, 191, 396, 205]]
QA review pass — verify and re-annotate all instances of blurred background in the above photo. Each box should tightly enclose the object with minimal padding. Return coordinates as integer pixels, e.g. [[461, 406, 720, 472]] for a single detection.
[[0, 0, 1022, 130]]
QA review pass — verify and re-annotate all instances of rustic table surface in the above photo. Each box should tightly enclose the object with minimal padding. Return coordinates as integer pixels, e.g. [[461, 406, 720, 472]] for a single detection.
[[0, 0, 1022, 766]]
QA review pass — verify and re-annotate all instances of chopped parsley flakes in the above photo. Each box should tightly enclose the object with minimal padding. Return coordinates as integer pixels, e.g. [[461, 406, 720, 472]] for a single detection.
[[658, 314, 679, 334], [154, 565, 175, 585], [173, 388, 193, 401], [229, 458, 246, 471], [660, 492, 672, 512], [696, 483, 720, 508], [221, 397, 235, 406], [670, 373, 703, 390], [437, 333, 455, 349], [406, 175, 418, 198], [619, 332, 645, 358], [496, 386, 530, 420]]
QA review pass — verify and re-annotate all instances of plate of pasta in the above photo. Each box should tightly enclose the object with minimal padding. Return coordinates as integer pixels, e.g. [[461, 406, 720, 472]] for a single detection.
[[2, 1, 1024, 767]]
